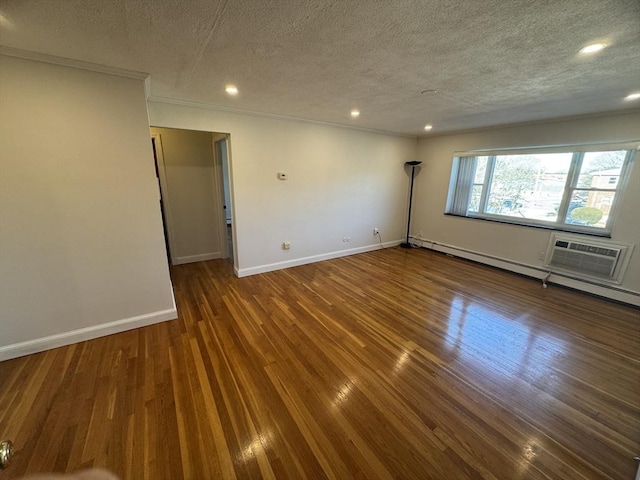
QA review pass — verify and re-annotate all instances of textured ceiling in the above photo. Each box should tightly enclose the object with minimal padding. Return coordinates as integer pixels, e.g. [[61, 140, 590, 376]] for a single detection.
[[0, 0, 639, 136]]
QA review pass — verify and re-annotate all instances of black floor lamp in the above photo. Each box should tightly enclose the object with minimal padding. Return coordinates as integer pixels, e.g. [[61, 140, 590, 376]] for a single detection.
[[400, 161, 422, 248]]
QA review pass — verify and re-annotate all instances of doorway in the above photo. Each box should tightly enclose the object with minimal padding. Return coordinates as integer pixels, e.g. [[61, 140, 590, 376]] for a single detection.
[[150, 127, 234, 269]]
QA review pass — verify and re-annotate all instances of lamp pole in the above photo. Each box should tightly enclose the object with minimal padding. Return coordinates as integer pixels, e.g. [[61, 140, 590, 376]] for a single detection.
[[400, 161, 422, 248]]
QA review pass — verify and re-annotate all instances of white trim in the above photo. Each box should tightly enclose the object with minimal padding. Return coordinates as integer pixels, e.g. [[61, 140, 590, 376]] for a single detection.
[[147, 96, 417, 139], [414, 236, 640, 306], [454, 140, 639, 157], [237, 240, 401, 277], [420, 108, 640, 138], [0, 46, 150, 81], [173, 252, 222, 265], [0, 307, 178, 361], [144, 76, 152, 99]]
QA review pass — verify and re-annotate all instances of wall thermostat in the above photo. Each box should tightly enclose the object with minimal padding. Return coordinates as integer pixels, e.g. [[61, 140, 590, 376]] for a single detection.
[[277, 172, 288, 180]]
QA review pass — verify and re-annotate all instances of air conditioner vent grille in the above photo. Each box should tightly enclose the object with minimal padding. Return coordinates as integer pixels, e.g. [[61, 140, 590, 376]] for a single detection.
[[568, 243, 618, 257], [550, 250, 616, 276], [544, 234, 633, 285]]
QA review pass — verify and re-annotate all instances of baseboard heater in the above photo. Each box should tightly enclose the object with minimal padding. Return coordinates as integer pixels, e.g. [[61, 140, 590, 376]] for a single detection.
[[409, 236, 639, 305]]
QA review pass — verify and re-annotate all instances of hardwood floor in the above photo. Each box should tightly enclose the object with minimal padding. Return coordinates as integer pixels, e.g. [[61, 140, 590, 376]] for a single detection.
[[0, 248, 638, 479]]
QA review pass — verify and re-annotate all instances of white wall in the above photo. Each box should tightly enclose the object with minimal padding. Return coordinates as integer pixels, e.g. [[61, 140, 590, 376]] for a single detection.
[[150, 127, 222, 265], [413, 111, 640, 304], [0, 56, 176, 360], [147, 101, 418, 276]]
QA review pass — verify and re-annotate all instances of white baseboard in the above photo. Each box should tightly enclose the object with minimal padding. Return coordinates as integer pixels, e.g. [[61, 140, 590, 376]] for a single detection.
[[237, 240, 401, 277], [416, 237, 640, 307], [0, 307, 178, 362], [172, 251, 221, 265]]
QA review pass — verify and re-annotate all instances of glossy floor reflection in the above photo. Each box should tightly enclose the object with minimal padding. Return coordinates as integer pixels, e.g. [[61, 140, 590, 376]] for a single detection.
[[444, 296, 567, 386], [0, 247, 638, 479]]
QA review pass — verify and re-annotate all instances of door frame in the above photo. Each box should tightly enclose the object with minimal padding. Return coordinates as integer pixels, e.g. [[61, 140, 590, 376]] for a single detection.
[[212, 134, 236, 265], [150, 133, 178, 265]]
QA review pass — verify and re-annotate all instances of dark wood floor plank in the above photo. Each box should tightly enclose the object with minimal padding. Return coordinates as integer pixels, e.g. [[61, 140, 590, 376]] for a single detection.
[[0, 247, 638, 479]]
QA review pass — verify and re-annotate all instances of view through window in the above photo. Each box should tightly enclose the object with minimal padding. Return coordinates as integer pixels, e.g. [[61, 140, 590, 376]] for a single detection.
[[446, 147, 636, 235]]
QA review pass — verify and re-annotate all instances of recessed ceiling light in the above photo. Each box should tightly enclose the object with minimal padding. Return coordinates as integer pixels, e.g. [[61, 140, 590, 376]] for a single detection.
[[579, 43, 606, 54], [350, 109, 360, 118], [424, 124, 433, 131], [624, 92, 640, 101], [225, 85, 238, 95]]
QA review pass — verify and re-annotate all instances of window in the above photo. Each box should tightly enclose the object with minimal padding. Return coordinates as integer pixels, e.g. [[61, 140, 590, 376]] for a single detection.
[[446, 144, 637, 235]]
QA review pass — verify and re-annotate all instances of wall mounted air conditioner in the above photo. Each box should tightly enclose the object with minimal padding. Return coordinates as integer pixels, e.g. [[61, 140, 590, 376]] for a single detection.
[[544, 234, 634, 284]]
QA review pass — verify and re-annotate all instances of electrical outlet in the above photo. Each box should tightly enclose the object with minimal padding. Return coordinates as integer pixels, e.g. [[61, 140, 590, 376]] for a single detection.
[[373, 228, 379, 235]]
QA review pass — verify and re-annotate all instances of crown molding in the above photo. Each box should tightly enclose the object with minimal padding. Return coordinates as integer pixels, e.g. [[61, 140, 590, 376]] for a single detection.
[[419, 108, 640, 139], [147, 95, 418, 139], [0, 46, 150, 96]]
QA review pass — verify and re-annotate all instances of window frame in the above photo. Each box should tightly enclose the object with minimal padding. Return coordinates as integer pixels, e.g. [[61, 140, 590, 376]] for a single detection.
[[445, 144, 638, 237]]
